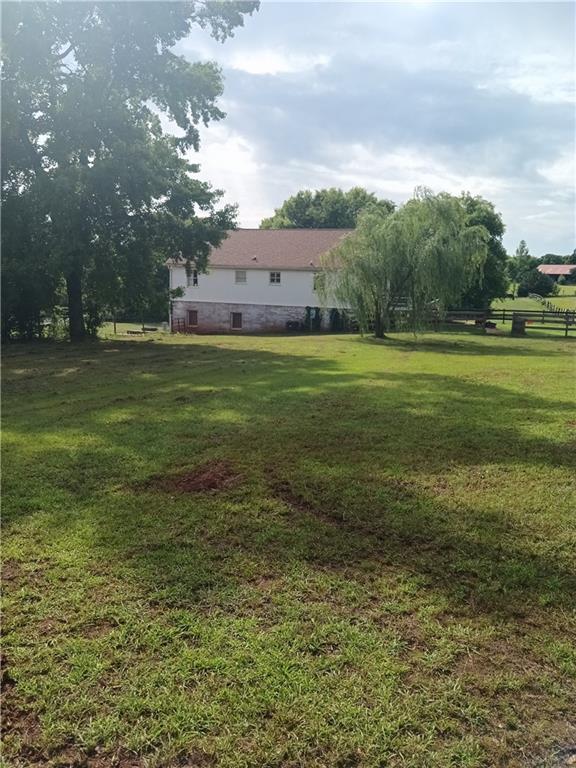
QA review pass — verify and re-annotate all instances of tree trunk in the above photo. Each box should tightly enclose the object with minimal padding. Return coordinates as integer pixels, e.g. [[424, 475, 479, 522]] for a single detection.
[[66, 266, 85, 341], [373, 311, 386, 339]]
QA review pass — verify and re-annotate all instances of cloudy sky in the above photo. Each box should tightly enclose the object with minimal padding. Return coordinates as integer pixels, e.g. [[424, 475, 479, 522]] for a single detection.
[[177, 1, 575, 255]]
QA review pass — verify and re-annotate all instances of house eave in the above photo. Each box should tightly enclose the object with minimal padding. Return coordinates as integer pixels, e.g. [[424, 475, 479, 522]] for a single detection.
[[166, 262, 319, 272]]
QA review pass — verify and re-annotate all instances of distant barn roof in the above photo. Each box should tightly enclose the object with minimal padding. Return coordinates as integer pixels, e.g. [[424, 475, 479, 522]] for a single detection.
[[206, 228, 353, 270], [537, 264, 576, 276]]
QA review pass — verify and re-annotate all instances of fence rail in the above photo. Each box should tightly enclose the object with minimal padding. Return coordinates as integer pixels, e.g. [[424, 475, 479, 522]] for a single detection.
[[443, 308, 576, 337]]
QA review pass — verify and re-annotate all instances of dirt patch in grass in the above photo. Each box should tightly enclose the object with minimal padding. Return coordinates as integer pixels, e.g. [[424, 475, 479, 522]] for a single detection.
[[2, 657, 41, 758], [272, 476, 415, 528], [250, 574, 279, 591], [272, 480, 315, 514], [2, 733, 147, 768], [85, 747, 144, 768], [3, 742, 215, 768], [167, 750, 216, 767], [1, 702, 43, 761], [272, 479, 342, 527], [2, 558, 50, 592], [142, 460, 241, 494], [1, 557, 23, 584], [82, 620, 116, 638]]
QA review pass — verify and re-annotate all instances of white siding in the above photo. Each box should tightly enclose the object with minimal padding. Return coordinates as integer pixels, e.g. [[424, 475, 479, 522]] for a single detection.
[[170, 266, 323, 308]]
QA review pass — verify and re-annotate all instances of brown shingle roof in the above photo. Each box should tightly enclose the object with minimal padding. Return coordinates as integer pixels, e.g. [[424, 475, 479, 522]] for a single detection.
[[537, 264, 576, 276], [206, 228, 353, 270]]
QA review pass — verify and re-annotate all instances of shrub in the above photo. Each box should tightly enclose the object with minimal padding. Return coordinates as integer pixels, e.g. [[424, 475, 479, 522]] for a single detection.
[[517, 269, 558, 297]]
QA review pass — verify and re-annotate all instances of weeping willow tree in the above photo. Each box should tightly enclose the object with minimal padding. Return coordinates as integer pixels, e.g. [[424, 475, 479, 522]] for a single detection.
[[320, 188, 489, 338]]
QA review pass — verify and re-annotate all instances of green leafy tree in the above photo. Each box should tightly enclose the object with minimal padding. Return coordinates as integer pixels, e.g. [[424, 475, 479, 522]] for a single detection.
[[320, 189, 488, 338], [260, 187, 394, 229], [508, 240, 538, 286], [1, 1, 258, 340], [457, 194, 508, 309], [540, 253, 565, 264], [1, 184, 60, 339], [540, 250, 576, 266], [517, 269, 558, 298]]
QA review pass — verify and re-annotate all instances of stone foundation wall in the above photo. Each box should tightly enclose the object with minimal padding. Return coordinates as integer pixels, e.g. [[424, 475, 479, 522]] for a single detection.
[[172, 300, 329, 333]]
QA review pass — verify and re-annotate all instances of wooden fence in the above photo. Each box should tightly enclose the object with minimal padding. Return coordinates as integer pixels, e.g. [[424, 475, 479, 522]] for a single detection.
[[442, 308, 576, 337]]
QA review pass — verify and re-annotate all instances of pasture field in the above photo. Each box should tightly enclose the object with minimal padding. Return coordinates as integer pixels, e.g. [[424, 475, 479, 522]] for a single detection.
[[492, 296, 543, 312], [552, 287, 576, 312], [2, 331, 575, 768], [492, 286, 576, 314]]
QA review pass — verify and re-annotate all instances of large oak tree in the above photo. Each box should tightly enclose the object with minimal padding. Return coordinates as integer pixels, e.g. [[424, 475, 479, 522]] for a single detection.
[[1, 1, 258, 339], [260, 187, 394, 230]]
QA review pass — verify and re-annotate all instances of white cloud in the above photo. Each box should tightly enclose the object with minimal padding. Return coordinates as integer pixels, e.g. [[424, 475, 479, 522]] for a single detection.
[[228, 50, 330, 76], [311, 143, 509, 200], [193, 124, 278, 226], [523, 211, 556, 221], [187, 123, 575, 253], [538, 150, 576, 187], [480, 54, 575, 104], [172, 2, 575, 253]]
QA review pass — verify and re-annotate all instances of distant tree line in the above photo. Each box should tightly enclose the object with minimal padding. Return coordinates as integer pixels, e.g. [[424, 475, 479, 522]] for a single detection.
[[539, 251, 576, 266]]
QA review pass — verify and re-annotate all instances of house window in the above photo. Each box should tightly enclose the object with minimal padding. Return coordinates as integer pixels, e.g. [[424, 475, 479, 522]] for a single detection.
[[231, 312, 243, 330], [187, 269, 198, 287], [187, 309, 198, 327], [270, 271, 281, 285], [235, 270, 247, 284]]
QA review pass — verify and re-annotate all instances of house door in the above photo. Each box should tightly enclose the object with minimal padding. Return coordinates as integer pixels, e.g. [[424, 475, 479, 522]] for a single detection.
[[230, 312, 243, 330], [187, 309, 198, 327]]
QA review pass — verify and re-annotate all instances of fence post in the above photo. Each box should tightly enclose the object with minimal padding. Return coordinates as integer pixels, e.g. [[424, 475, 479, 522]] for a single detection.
[[566, 312, 569, 338]]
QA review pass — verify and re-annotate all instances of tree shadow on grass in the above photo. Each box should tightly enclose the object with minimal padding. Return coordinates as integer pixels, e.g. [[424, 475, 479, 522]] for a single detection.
[[3, 338, 575, 621], [357, 331, 574, 356], [114, 471, 576, 621]]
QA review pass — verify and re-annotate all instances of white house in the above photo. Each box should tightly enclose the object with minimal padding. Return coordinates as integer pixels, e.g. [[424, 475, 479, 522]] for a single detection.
[[168, 228, 352, 333]]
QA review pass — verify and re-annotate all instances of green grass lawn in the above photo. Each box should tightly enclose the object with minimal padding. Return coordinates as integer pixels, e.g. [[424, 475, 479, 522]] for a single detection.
[[2, 331, 576, 768]]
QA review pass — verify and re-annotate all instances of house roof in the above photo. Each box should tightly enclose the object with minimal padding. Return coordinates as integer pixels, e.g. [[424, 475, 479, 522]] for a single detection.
[[537, 264, 576, 275], [199, 228, 353, 270]]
